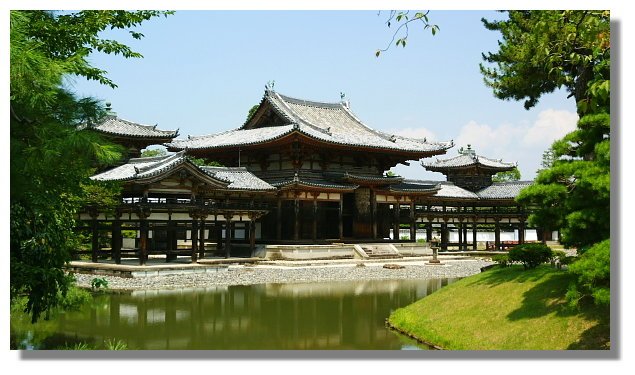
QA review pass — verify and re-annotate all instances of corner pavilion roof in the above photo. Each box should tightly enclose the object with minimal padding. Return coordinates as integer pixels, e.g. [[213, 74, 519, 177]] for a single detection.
[[422, 146, 516, 172], [90, 151, 275, 192], [476, 181, 533, 200], [394, 180, 532, 201], [166, 89, 452, 155], [88, 115, 179, 140]]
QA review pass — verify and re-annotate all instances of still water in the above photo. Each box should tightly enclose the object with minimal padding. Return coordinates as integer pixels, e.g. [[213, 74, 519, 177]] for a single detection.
[[13, 278, 457, 350]]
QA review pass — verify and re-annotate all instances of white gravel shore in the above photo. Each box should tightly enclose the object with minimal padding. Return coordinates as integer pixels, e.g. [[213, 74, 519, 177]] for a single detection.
[[72, 258, 494, 291]]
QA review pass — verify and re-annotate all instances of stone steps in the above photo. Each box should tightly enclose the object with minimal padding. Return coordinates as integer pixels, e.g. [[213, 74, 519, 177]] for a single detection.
[[361, 244, 402, 259]]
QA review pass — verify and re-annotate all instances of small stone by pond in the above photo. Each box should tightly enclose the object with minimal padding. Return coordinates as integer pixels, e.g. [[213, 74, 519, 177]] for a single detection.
[[383, 264, 405, 269]]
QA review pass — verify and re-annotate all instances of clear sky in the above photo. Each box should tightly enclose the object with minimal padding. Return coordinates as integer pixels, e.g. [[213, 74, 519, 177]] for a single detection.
[[68, 10, 579, 181]]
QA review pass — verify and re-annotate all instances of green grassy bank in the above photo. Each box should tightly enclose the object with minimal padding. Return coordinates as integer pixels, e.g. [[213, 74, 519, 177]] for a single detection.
[[388, 265, 610, 350]]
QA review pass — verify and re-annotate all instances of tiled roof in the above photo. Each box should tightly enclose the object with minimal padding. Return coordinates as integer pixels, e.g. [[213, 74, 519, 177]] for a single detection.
[[401, 180, 478, 199], [385, 180, 440, 194], [323, 172, 404, 185], [167, 125, 294, 150], [200, 166, 276, 191], [166, 90, 452, 154], [423, 153, 516, 171], [89, 116, 179, 139], [91, 152, 189, 182], [476, 181, 533, 200], [267, 172, 359, 191], [90, 152, 274, 192]]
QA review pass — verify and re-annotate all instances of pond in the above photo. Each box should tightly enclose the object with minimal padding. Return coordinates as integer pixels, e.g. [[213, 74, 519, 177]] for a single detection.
[[12, 278, 457, 350]]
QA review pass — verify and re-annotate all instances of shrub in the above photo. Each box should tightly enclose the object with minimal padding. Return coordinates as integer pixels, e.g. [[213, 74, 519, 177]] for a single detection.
[[58, 285, 92, 311], [491, 254, 509, 267], [508, 243, 553, 270], [90, 277, 109, 291], [550, 250, 577, 269], [566, 239, 610, 306]]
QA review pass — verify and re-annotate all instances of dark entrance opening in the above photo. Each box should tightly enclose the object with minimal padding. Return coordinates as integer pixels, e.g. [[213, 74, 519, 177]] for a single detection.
[[342, 193, 354, 238]]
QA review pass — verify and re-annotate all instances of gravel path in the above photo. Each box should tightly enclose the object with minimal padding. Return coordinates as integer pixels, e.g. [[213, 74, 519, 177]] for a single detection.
[[72, 259, 494, 292]]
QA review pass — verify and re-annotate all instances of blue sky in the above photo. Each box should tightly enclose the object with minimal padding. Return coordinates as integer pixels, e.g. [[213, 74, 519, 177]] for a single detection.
[[70, 10, 579, 180]]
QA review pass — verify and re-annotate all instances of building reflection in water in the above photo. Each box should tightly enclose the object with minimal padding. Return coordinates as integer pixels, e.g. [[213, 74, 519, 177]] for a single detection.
[[57, 278, 455, 350]]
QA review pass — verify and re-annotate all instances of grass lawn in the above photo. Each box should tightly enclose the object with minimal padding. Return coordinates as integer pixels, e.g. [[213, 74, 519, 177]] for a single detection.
[[388, 265, 610, 350]]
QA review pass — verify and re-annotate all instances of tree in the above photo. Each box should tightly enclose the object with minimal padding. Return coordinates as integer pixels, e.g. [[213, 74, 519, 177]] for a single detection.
[[375, 11, 439, 57], [141, 148, 168, 158], [539, 149, 556, 172], [246, 104, 259, 122], [492, 167, 521, 182], [480, 11, 610, 112], [10, 10, 171, 322], [188, 157, 223, 167], [480, 10, 610, 306]]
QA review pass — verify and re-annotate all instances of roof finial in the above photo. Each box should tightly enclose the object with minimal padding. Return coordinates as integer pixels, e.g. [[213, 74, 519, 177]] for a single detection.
[[340, 92, 350, 108], [104, 102, 116, 116], [265, 80, 275, 92]]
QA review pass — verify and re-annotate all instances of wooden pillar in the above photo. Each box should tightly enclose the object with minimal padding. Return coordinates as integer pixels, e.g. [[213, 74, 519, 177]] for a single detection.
[[371, 191, 377, 240], [139, 216, 149, 266], [338, 195, 343, 240], [166, 218, 176, 262], [518, 219, 525, 244], [276, 198, 282, 240], [472, 220, 478, 250], [249, 217, 256, 255], [312, 198, 318, 242], [213, 217, 221, 253], [409, 202, 416, 241], [191, 215, 198, 263], [457, 221, 463, 251], [294, 196, 300, 241], [462, 224, 468, 250], [199, 217, 207, 259], [91, 214, 99, 263], [393, 204, 400, 240], [225, 215, 232, 259], [426, 222, 432, 242], [440, 221, 448, 251], [112, 214, 122, 264], [494, 219, 501, 251]]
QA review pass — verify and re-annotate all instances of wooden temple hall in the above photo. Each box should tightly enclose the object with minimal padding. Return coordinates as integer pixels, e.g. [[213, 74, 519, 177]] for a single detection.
[[80, 88, 536, 264]]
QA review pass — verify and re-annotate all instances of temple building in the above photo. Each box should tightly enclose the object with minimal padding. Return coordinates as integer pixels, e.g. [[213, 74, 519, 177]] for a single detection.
[[86, 114, 179, 158], [79, 88, 538, 264]]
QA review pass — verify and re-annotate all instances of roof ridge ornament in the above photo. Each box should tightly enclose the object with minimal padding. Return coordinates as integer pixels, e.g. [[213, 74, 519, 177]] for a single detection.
[[265, 80, 276, 92], [339, 92, 350, 108]]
